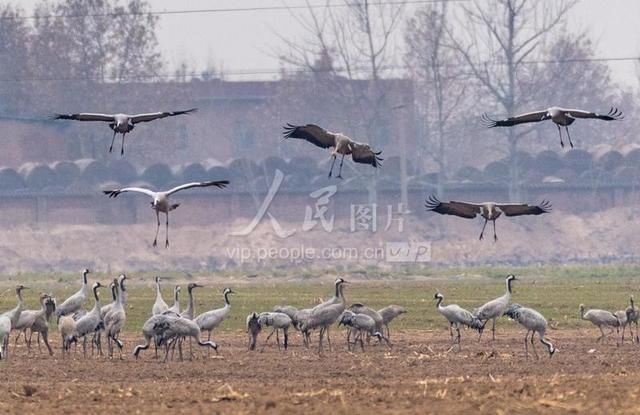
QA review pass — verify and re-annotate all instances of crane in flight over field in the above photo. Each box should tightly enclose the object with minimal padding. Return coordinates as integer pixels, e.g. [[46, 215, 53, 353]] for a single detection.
[[51, 108, 197, 155], [103, 180, 229, 248], [425, 195, 551, 241], [282, 123, 383, 179], [481, 106, 623, 148]]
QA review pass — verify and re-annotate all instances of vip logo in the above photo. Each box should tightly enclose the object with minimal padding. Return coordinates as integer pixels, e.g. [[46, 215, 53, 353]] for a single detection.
[[386, 241, 432, 263]]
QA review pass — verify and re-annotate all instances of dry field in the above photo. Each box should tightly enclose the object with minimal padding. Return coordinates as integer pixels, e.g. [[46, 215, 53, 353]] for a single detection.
[[0, 328, 638, 414]]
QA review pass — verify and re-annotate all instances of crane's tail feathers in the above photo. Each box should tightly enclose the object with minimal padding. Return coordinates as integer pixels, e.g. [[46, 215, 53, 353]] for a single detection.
[[481, 113, 499, 128], [425, 194, 442, 211], [281, 123, 299, 139]]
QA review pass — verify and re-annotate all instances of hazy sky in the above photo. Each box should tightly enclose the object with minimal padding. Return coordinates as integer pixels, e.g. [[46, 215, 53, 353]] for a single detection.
[[17, 0, 640, 86]]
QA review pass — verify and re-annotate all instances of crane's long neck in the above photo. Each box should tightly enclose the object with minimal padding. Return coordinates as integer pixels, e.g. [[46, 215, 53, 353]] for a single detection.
[[173, 288, 180, 308], [505, 278, 514, 298], [631, 297, 635, 309], [82, 273, 89, 296], [223, 291, 231, 306], [93, 286, 101, 310], [186, 287, 195, 315], [333, 281, 341, 301], [580, 307, 585, 320], [110, 284, 117, 302], [435, 296, 443, 309], [155, 280, 163, 301], [540, 336, 554, 355], [119, 279, 127, 305]]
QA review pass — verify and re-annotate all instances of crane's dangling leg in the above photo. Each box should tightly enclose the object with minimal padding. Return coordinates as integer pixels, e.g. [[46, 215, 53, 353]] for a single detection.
[[565, 126, 574, 148], [337, 154, 346, 179], [557, 125, 564, 148], [120, 133, 126, 156], [153, 209, 160, 247], [109, 130, 117, 153], [492, 220, 498, 242], [328, 155, 337, 178], [479, 218, 488, 240], [524, 331, 529, 359], [165, 212, 170, 248]]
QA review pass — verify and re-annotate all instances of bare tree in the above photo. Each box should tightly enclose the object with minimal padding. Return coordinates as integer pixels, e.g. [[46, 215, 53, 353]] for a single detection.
[[449, 0, 577, 198], [405, 2, 468, 193], [275, 0, 407, 203]]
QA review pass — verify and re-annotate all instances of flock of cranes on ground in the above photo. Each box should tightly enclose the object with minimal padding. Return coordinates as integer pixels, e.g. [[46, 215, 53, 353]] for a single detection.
[[0, 273, 637, 361]]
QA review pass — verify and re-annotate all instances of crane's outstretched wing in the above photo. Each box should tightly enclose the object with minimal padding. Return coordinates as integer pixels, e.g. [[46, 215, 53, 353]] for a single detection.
[[481, 110, 549, 127], [565, 107, 623, 121], [425, 195, 481, 219], [497, 200, 551, 216], [103, 187, 157, 198], [51, 113, 115, 122], [166, 180, 229, 196], [282, 123, 336, 148], [351, 143, 383, 167], [130, 108, 197, 124]]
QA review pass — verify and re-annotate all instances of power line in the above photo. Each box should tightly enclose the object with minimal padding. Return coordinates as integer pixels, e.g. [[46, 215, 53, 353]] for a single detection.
[[2, 0, 468, 20], [0, 55, 636, 83]]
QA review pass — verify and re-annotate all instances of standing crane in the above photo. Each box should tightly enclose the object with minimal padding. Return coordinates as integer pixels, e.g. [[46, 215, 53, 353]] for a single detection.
[[56, 269, 90, 321], [474, 275, 517, 342], [503, 304, 556, 359], [434, 293, 483, 350]]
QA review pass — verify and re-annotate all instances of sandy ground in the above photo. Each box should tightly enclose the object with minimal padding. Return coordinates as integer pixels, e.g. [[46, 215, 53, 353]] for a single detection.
[[0, 328, 639, 414], [1, 206, 640, 273]]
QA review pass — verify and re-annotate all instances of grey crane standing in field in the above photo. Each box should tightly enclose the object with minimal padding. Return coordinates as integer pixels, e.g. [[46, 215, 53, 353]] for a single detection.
[[56, 269, 90, 321], [348, 303, 384, 345], [246, 312, 262, 351], [133, 314, 173, 360], [58, 314, 78, 357], [167, 285, 181, 316], [579, 304, 620, 344], [504, 304, 556, 359], [1, 285, 29, 357], [614, 308, 629, 344], [152, 277, 169, 316], [194, 288, 234, 352], [257, 312, 292, 351], [301, 279, 349, 352], [0, 315, 10, 360], [74, 282, 104, 357], [482, 106, 623, 148], [434, 293, 484, 350], [157, 316, 218, 362], [377, 305, 406, 340], [338, 310, 390, 352], [626, 296, 639, 343], [103, 180, 229, 248], [282, 123, 383, 179], [26, 294, 56, 356], [12, 293, 52, 354], [181, 283, 203, 320], [99, 280, 118, 322], [425, 195, 551, 241], [104, 274, 127, 358], [474, 275, 517, 342], [51, 108, 197, 155]]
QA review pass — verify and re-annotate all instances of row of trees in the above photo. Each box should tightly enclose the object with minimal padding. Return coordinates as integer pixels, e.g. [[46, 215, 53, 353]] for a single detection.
[[0, 0, 636, 199], [272, 0, 635, 199], [0, 0, 161, 113]]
